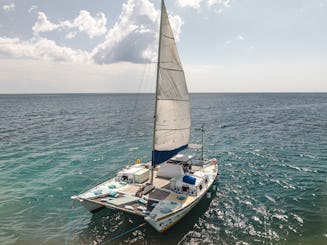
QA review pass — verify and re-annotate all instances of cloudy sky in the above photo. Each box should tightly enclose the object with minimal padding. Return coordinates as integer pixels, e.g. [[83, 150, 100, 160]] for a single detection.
[[0, 0, 326, 93]]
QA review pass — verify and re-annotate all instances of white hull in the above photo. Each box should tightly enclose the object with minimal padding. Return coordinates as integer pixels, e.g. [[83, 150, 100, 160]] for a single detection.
[[145, 192, 203, 232], [76, 198, 104, 213], [145, 168, 217, 232]]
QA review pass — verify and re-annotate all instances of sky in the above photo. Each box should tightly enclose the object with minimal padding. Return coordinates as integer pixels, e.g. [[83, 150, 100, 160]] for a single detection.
[[0, 0, 326, 93]]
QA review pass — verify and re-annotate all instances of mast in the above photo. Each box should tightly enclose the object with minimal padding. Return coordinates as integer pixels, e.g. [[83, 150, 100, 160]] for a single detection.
[[201, 123, 205, 161], [195, 123, 205, 160], [151, 0, 164, 185]]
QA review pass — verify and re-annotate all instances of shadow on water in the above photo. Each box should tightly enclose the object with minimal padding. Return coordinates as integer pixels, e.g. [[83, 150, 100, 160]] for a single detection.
[[77, 187, 217, 245]]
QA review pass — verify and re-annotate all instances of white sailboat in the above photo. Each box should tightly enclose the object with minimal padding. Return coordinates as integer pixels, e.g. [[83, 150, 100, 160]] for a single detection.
[[72, 0, 218, 232]]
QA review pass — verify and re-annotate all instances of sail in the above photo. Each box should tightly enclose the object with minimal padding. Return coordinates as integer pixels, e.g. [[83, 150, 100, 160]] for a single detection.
[[152, 0, 191, 165]]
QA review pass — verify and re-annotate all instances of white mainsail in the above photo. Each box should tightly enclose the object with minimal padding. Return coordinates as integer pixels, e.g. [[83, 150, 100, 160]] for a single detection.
[[152, 0, 191, 165]]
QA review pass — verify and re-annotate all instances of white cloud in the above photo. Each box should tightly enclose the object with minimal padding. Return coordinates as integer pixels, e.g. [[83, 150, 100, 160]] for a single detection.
[[0, 0, 183, 65], [207, 0, 217, 6], [2, 3, 15, 12], [0, 37, 90, 63], [223, 0, 231, 8], [236, 34, 244, 41], [224, 34, 245, 45], [213, 8, 223, 14], [92, 0, 158, 64], [168, 15, 184, 42], [225, 40, 232, 45], [178, 0, 203, 9], [208, 0, 231, 7], [28, 5, 38, 14], [92, 0, 183, 64], [68, 11, 107, 39], [177, 0, 232, 10], [32, 12, 58, 34], [207, 0, 231, 13], [32, 10, 107, 39], [65, 31, 77, 40]]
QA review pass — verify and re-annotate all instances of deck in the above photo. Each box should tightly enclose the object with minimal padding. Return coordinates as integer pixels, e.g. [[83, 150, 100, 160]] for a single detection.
[[77, 162, 216, 217]]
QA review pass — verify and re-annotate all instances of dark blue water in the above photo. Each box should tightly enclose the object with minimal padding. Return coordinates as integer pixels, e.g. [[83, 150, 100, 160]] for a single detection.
[[0, 93, 326, 245]]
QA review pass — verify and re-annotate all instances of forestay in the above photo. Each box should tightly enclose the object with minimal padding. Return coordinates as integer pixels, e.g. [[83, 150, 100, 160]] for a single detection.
[[152, 1, 191, 165]]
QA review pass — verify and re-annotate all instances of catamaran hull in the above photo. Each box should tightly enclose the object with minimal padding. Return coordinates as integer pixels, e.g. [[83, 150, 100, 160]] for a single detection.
[[145, 195, 201, 232], [75, 198, 104, 213], [145, 175, 217, 232]]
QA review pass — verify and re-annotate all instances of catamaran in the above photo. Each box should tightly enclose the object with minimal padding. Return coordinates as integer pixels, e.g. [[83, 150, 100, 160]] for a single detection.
[[72, 0, 218, 232]]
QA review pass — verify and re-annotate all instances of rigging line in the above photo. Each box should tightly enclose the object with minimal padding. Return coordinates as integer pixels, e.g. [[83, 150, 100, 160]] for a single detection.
[[78, 162, 137, 194], [100, 222, 146, 244], [64, 200, 75, 245], [122, 63, 148, 139], [120, 58, 153, 165], [120, 27, 158, 164], [95, 37, 153, 169]]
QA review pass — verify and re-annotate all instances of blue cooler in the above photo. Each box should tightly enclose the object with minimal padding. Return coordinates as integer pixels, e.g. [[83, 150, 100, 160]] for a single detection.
[[183, 175, 196, 185]]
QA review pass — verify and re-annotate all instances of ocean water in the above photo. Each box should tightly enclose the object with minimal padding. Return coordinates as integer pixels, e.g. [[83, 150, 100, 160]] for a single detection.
[[0, 93, 326, 245]]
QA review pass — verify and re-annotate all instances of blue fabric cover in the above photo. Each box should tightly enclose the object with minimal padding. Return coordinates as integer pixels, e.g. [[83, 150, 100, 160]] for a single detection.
[[108, 191, 118, 197], [160, 207, 173, 214], [138, 198, 147, 205], [177, 195, 185, 200], [93, 189, 103, 195], [183, 175, 196, 185], [152, 144, 188, 166]]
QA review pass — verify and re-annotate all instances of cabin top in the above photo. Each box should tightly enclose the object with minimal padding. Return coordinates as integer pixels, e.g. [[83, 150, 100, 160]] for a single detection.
[[169, 154, 193, 163]]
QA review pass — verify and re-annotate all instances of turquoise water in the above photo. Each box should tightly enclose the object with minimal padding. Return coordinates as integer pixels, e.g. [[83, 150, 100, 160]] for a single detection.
[[0, 93, 326, 245]]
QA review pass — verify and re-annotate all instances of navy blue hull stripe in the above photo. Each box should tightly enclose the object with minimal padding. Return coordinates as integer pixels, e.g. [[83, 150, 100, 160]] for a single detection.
[[152, 144, 188, 166]]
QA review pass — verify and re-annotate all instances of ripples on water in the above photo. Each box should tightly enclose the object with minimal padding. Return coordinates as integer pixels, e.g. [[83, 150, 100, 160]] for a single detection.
[[0, 93, 326, 245]]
